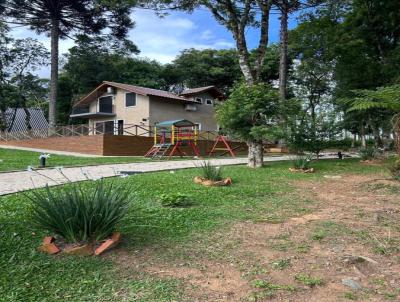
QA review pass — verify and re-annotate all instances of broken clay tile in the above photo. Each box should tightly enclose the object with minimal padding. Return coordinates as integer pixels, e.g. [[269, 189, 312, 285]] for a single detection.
[[94, 239, 114, 256], [38, 243, 60, 255], [43, 236, 55, 245]]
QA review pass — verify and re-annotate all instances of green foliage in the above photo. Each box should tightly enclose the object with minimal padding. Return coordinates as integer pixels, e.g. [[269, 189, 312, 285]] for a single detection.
[[27, 180, 131, 243], [199, 161, 223, 181], [344, 85, 400, 113], [157, 192, 193, 207], [388, 158, 400, 181], [271, 258, 291, 270], [359, 147, 378, 161], [217, 82, 282, 142], [252, 279, 295, 291], [295, 273, 323, 287], [291, 154, 313, 170]]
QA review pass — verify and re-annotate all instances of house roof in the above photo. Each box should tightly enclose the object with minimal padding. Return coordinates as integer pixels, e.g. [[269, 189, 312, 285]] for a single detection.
[[180, 86, 225, 99], [156, 119, 195, 128], [74, 81, 194, 107]]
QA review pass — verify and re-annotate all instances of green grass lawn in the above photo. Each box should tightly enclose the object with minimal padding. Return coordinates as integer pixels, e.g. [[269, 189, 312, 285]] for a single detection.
[[0, 159, 387, 301], [0, 148, 153, 172]]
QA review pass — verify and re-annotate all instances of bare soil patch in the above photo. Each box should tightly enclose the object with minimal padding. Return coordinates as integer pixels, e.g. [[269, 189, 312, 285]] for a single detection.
[[112, 174, 400, 301]]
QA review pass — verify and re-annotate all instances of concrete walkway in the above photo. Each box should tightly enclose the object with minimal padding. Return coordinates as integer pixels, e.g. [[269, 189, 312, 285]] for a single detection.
[[0, 156, 294, 196]]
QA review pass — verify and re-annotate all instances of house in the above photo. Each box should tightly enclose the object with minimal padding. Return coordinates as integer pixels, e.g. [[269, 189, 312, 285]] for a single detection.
[[0, 108, 48, 132], [70, 81, 225, 135]]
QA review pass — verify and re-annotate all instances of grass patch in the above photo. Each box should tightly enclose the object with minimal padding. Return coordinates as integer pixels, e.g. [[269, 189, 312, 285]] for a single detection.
[[295, 273, 324, 287], [0, 148, 151, 172], [0, 159, 385, 300]]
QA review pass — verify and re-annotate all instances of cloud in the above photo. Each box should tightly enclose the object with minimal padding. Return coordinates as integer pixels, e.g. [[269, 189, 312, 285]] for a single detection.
[[8, 8, 235, 77], [129, 9, 234, 64]]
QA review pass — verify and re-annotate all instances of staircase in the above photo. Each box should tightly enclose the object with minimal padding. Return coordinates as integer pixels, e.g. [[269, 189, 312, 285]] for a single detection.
[[144, 144, 172, 159]]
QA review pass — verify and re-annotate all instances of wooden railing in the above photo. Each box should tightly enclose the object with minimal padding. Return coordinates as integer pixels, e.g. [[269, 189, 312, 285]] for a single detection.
[[0, 123, 229, 142]]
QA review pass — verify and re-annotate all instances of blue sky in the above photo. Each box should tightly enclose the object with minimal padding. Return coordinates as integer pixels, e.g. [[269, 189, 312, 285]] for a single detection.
[[10, 8, 298, 78]]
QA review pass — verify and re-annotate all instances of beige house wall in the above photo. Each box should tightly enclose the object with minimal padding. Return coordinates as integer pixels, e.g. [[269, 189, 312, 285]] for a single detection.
[[149, 92, 218, 131], [85, 89, 218, 134], [87, 88, 150, 132]]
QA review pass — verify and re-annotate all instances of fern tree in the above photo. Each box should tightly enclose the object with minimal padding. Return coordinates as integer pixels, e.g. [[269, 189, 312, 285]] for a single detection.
[[344, 85, 400, 149], [1, 0, 136, 127]]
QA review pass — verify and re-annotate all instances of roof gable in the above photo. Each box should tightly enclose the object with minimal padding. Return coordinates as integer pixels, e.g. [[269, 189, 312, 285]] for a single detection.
[[74, 81, 224, 108]]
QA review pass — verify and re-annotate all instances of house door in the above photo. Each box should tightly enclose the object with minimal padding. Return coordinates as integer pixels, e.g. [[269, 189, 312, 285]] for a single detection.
[[117, 120, 124, 135], [96, 121, 115, 134]]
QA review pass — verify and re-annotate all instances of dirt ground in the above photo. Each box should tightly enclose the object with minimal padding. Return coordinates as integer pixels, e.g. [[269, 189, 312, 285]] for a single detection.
[[113, 174, 400, 301]]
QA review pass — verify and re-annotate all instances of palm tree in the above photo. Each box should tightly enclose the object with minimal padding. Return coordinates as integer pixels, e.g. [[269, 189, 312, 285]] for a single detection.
[[1, 0, 135, 127]]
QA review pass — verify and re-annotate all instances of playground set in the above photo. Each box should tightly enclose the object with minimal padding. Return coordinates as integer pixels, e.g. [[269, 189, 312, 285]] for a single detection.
[[144, 119, 237, 159]]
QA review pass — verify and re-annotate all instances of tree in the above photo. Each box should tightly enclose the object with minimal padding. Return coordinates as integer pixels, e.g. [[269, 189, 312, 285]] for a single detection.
[[343, 85, 400, 148], [150, 0, 275, 167], [165, 48, 241, 94], [217, 83, 282, 167], [2, 0, 136, 127], [0, 32, 49, 131], [57, 35, 165, 124]]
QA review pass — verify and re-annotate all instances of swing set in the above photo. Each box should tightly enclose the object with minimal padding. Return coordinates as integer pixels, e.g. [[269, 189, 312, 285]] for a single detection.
[[145, 119, 200, 159], [144, 119, 238, 159]]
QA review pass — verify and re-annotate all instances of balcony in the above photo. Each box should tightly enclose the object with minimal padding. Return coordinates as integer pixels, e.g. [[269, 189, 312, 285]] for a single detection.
[[70, 102, 115, 119]]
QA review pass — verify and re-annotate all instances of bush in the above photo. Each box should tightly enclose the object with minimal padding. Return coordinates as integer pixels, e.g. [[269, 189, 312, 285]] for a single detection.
[[158, 192, 192, 207], [200, 161, 223, 181], [292, 154, 313, 170], [389, 158, 400, 181], [359, 147, 378, 160], [27, 180, 131, 243]]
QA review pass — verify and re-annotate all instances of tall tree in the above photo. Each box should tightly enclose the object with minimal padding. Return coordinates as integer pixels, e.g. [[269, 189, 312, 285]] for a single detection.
[[0, 33, 48, 131], [1, 0, 136, 127], [150, 0, 274, 167]]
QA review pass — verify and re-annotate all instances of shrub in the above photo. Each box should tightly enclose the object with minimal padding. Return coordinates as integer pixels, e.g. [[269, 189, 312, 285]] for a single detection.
[[359, 147, 378, 160], [291, 154, 313, 170], [158, 192, 192, 207], [388, 158, 400, 181], [199, 161, 223, 181], [27, 180, 131, 243]]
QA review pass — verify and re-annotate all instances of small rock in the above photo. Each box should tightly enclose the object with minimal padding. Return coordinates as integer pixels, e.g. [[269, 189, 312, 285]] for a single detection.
[[323, 175, 342, 179], [342, 278, 362, 290]]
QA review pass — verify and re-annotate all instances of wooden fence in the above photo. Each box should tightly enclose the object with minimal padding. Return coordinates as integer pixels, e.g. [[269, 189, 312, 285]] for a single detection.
[[0, 123, 225, 143]]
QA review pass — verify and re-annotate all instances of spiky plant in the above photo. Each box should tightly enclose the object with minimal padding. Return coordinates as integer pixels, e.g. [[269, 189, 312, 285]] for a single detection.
[[27, 180, 131, 243], [199, 161, 223, 181], [292, 154, 313, 170]]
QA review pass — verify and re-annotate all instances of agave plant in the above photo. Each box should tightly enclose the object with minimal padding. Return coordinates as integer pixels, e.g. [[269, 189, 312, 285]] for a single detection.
[[292, 154, 314, 170], [359, 147, 378, 161], [199, 161, 223, 181], [27, 180, 131, 243]]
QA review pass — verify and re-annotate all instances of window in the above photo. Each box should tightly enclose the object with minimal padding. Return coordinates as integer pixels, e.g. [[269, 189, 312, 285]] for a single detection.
[[194, 123, 202, 131], [125, 92, 136, 107], [195, 97, 203, 104], [205, 99, 213, 105], [98, 96, 113, 113]]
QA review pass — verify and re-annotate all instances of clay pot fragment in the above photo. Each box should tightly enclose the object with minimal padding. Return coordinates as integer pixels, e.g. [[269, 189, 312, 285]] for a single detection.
[[193, 177, 232, 186], [38, 232, 121, 256], [289, 168, 314, 173], [95, 232, 122, 256]]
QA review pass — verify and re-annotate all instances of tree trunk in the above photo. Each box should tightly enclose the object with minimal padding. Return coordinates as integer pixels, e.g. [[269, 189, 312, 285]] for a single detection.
[[351, 133, 356, 148], [247, 141, 264, 168], [370, 122, 383, 148], [279, 8, 288, 100], [49, 18, 59, 128], [360, 122, 366, 148]]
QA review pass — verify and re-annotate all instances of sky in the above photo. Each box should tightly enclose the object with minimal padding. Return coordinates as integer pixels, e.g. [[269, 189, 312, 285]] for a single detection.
[[9, 7, 298, 78]]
